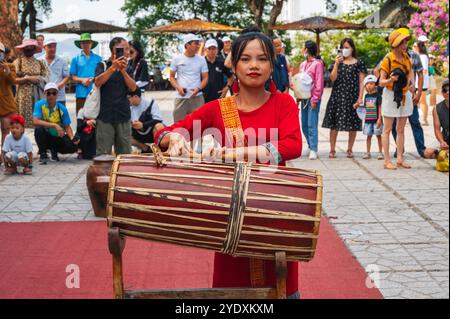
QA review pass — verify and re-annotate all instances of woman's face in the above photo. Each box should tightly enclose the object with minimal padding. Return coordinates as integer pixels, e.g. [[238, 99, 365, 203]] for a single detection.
[[234, 39, 272, 89], [130, 46, 137, 60]]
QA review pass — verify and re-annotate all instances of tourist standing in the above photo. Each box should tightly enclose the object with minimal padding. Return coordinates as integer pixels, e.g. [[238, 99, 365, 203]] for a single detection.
[[169, 34, 209, 122], [322, 38, 366, 158], [70, 33, 102, 114]]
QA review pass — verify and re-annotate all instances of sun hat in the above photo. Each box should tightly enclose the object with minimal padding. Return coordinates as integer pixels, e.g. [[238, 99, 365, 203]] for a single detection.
[[205, 39, 218, 49], [75, 33, 98, 49], [44, 82, 59, 92], [15, 39, 42, 54], [182, 34, 202, 46], [222, 36, 231, 43], [364, 74, 378, 87], [387, 28, 411, 48]]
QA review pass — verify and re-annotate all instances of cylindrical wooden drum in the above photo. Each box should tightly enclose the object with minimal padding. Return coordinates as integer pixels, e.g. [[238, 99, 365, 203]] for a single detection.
[[107, 155, 323, 262]]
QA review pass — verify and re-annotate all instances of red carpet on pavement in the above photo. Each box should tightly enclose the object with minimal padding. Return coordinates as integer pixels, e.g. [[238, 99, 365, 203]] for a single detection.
[[0, 217, 383, 299]]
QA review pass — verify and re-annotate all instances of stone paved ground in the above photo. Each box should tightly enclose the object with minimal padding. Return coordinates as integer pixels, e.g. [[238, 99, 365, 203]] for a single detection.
[[0, 89, 448, 299]]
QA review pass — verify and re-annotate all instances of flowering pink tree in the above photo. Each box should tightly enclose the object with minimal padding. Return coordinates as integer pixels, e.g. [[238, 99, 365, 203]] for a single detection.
[[408, 0, 449, 69]]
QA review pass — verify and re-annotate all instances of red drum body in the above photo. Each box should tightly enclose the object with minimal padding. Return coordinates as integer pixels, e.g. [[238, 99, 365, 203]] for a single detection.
[[105, 155, 323, 262]]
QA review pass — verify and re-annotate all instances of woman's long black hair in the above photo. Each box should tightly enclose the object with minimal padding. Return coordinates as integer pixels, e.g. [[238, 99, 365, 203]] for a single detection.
[[129, 40, 145, 66]]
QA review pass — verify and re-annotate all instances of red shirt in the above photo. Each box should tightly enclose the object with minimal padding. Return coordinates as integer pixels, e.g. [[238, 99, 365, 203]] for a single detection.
[[155, 92, 303, 296], [155, 92, 302, 165]]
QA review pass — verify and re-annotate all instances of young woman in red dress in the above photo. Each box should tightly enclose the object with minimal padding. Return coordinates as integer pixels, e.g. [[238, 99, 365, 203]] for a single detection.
[[155, 31, 303, 298]]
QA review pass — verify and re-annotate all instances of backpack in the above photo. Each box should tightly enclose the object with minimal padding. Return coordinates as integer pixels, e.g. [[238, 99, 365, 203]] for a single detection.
[[83, 61, 107, 119]]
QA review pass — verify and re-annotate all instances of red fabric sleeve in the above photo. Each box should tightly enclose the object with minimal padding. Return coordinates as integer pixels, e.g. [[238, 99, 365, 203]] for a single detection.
[[271, 94, 302, 161]]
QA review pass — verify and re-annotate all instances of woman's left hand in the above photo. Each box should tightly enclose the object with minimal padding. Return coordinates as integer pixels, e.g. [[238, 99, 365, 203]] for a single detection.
[[353, 98, 363, 109]]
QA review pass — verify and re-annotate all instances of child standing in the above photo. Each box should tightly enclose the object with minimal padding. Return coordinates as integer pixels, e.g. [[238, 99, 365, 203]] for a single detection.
[[2, 114, 33, 175], [362, 75, 384, 160]]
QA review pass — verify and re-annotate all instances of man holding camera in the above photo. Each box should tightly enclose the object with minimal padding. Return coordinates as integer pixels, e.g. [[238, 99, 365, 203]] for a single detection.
[[94, 37, 137, 156], [33, 83, 78, 164]]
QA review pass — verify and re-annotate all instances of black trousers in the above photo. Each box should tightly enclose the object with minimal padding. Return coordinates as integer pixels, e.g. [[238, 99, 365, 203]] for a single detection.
[[34, 126, 77, 155]]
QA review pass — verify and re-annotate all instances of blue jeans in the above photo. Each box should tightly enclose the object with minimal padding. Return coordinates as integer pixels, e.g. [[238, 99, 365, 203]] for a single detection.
[[301, 99, 321, 152], [392, 105, 426, 158]]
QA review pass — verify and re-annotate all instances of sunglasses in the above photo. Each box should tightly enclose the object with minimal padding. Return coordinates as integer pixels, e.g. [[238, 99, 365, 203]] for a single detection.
[[46, 91, 58, 96]]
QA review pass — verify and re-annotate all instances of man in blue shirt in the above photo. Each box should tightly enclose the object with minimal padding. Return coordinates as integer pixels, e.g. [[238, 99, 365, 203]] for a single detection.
[[33, 83, 78, 164], [70, 33, 102, 114]]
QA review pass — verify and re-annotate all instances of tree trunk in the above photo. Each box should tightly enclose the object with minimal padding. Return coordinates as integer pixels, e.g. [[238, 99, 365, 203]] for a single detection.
[[267, 0, 284, 36], [245, 0, 265, 30], [0, 0, 23, 51]]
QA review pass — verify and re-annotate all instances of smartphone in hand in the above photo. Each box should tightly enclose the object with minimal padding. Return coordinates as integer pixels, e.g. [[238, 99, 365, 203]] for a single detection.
[[116, 47, 125, 59]]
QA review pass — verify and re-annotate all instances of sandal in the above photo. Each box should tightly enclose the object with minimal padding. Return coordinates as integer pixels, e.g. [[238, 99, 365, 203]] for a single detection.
[[3, 167, 17, 175], [377, 153, 385, 160], [397, 162, 412, 169], [384, 162, 397, 170], [363, 153, 371, 160], [329, 151, 337, 159], [347, 150, 354, 159], [23, 167, 33, 175]]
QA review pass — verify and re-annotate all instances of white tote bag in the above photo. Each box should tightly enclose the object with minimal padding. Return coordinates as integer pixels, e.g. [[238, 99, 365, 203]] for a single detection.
[[292, 61, 316, 100], [83, 61, 107, 119]]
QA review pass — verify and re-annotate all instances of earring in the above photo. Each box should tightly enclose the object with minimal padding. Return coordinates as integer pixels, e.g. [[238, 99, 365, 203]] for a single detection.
[[232, 78, 240, 94]]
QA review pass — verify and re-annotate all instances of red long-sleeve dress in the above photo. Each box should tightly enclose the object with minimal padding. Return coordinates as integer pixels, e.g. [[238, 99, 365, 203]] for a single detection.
[[155, 91, 303, 297]]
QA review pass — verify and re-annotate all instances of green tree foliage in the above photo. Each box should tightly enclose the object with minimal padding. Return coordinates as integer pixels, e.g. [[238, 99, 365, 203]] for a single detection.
[[122, 0, 254, 65]]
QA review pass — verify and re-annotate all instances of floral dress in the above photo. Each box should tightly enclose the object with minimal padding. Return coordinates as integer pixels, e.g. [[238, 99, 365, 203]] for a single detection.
[[13, 57, 49, 128], [322, 60, 367, 132]]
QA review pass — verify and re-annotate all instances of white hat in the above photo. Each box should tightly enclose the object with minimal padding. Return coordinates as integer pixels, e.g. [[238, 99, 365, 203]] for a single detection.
[[44, 38, 57, 46], [364, 74, 378, 87], [418, 35, 429, 42], [0, 42, 5, 53], [182, 34, 202, 46], [222, 36, 231, 42], [205, 39, 218, 49], [44, 82, 59, 92]]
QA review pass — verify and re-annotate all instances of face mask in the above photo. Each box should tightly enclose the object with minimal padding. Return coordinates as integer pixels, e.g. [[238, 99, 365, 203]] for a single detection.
[[24, 49, 35, 57], [342, 48, 352, 58]]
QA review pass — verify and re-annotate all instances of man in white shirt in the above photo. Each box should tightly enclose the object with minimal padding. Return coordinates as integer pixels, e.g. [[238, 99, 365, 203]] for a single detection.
[[169, 34, 209, 122], [39, 39, 70, 105]]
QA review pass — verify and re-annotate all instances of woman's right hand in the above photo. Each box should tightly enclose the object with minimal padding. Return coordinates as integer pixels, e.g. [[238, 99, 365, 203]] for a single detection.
[[335, 55, 344, 65], [167, 133, 192, 157]]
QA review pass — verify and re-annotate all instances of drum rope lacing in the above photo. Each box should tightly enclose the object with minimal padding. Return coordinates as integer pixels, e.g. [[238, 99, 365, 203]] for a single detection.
[[221, 162, 252, 255]]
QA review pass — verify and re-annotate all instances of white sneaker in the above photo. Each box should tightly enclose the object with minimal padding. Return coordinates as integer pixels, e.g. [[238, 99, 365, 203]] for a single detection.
[[309, 150, 318, 160]]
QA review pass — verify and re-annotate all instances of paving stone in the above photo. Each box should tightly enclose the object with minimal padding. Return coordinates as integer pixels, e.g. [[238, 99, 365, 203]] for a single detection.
[[379, 272, 448, 299], [383, 221, 448, 244], [324, 206, 378, 224], [403, 244, 449, 271], [415, 204, 449, 221], [2, 196, 55, 213], [348, 244, 422, 272], [332, 223, 398, 245]]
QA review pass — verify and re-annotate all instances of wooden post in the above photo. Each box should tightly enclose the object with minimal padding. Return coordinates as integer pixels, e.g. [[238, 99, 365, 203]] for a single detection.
[[108, 228, 126, 299], [275, 251, 287, 299], [316, 31, 321, 56]]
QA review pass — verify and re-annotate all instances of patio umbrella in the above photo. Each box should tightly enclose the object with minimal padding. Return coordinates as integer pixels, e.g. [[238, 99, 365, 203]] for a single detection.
[[271, 16, 366, 53], [144, 19, 242, 34], [37, 19, 130, 34]]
